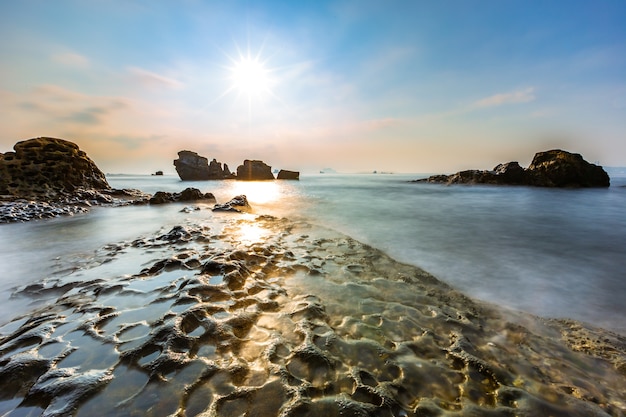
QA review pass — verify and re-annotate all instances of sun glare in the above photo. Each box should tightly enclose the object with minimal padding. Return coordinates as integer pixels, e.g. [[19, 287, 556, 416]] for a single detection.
[[231, 56, 271, 97]]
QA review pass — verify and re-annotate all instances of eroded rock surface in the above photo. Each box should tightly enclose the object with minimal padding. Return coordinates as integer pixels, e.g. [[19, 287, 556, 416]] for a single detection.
[[1, 214, 624, 417], [0, 138, 154, 223], [416, 149, 610, 187], [0, 137, 110, 198]]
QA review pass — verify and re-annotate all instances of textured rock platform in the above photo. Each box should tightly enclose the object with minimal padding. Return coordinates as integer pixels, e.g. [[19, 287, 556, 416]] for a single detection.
[[0, 212, 624, 417]]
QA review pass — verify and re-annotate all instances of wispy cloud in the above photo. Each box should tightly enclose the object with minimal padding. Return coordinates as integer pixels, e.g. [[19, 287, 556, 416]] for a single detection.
[[473, 87, 536, 108], [16, 84, 129, 126], [127, 67, 184, 90], [51, 51, 90, 68]]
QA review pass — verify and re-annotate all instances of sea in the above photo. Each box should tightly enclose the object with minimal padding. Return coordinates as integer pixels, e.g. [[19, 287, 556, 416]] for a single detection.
[[1, 172, 625, 335]]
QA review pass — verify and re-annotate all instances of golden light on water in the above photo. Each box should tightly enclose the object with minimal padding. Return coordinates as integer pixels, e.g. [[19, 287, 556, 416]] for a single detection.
[[230, 181, 282, 205], [237, 223, 268, 244]]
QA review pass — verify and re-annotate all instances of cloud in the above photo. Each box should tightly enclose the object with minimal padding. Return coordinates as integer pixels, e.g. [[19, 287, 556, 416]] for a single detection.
[[14, 84, 130, 126], [473, 87, 536, 108], [65, 102, 127, 125], [51, 52, 90, 68], [127, 67, 184, 89]]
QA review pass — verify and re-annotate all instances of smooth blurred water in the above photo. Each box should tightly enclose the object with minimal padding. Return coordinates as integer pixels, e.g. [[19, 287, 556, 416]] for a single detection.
[[1, 173, 625, 334]]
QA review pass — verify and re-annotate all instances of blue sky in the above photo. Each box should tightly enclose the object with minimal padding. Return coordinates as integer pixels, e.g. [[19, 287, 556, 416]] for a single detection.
[[1, 0, 625, 173]]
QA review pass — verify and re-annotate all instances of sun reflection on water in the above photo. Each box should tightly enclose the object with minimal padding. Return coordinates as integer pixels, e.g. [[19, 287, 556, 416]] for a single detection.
[[236, 223, 268, 244], [229, 181, 282, 205]]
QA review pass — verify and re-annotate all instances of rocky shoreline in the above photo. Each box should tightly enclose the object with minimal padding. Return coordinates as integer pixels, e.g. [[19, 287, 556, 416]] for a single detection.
[[0, 138, 257, 223], [0, 212, 624, 416]]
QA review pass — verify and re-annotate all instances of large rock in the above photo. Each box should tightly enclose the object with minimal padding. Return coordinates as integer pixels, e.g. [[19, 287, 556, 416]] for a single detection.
[[212, 195, 250, 212], [277, 169, 300, 180], [0, 137, 110, 198], [149, 187, 216, 205], [415, 149, 610, 188], [174, 151, 233, 181], [526, 150, 610, 187], [236, 160, 275, 181]]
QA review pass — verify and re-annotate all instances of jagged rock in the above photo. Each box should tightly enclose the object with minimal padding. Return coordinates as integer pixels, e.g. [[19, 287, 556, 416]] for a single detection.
[[149, 188, 216, 205], [415, 149, 610, 188], [277, 169, 300, 180], [174, 151, 233, 181], [236, 160, 275, 181], [212, 195, 250, 212], [0, 137, 110, 198], [493, 161, 526, 184], [149, 191, 176, 205]]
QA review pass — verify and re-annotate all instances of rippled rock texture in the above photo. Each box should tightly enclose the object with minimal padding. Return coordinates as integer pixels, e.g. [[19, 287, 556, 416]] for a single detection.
[[1, 213, 624, 416]]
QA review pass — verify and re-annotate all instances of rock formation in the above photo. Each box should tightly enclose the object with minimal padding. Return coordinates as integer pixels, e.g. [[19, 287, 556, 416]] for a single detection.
[[277, 169, 300, 180], [173, 150, 298, 181], [525, 149, 610, 187], [149, 188, 216, 205], [236, 160, 275, 181], [212, 195, 250, 212], [0, 137, 111, 198], [173, 151, 233, 181], [416, 149, 610, 188]]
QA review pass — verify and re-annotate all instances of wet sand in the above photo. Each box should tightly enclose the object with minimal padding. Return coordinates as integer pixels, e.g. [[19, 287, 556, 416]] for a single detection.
[[0, 208, 624, 416]]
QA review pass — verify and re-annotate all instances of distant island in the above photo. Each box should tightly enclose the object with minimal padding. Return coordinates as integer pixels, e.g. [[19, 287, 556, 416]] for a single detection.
[[173, 150, 299, 181], [413, 149, 610, 188]]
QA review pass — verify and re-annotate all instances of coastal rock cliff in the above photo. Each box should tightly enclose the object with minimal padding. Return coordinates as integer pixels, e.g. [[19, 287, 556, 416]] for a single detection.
[[173, 151, 234, 181], [0, 137, 110, 198], [416, 149, 610, 188]]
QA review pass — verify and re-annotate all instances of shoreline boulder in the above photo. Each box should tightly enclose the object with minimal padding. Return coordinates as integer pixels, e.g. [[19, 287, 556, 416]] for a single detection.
[[0, 137, 110, 199], [212, 195, 250, 212], [149, 187, 216, 205], [415, 149, 610, 188]]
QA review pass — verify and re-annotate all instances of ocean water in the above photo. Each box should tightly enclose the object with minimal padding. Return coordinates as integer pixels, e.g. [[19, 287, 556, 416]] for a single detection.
[[1, 173, 625, 335]]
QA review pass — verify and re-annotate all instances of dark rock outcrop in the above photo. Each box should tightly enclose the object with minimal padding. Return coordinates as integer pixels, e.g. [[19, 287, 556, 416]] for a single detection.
[[277, 169, 300, 180], [173, 151, 233, 181], [0, 137, 110, 198], [236, 160, 275, 181], [416, 149, 609, 188], [212, 195, 250, 212], [525, 149, 610, 187], [149, 188, 216, 205]]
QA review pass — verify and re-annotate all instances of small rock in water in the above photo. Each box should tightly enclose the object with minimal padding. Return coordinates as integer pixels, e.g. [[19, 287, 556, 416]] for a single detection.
[[212, 195, 250, 212]]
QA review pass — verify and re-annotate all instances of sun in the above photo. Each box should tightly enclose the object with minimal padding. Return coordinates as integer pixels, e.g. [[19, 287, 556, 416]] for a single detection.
[[231, 55, 271, 98], [213, 43, 281, 116]]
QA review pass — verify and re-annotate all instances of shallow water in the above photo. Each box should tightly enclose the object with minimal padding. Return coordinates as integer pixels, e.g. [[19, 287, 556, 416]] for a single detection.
[[1, 213, 624, 416], [115, 173, 626, 334], [1, 173, 625, 335]]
